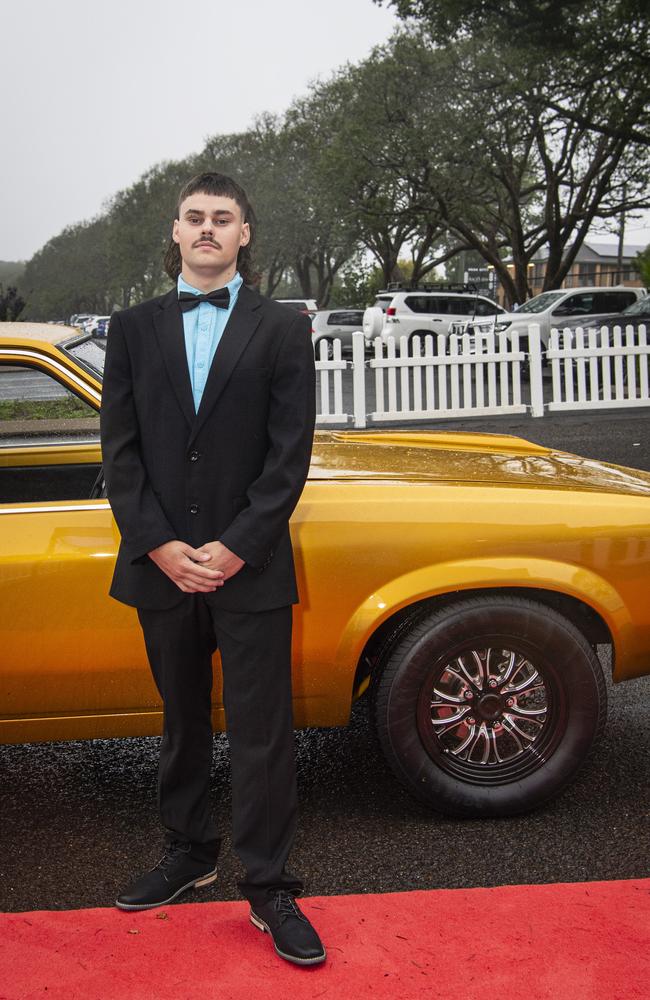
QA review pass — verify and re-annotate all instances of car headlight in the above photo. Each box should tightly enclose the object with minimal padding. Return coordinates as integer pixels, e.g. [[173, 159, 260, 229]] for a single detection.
[[494, 321, 511, 332]]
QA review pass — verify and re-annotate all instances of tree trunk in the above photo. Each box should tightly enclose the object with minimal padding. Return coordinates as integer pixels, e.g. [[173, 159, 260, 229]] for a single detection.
[[293, 257, 313, 298]]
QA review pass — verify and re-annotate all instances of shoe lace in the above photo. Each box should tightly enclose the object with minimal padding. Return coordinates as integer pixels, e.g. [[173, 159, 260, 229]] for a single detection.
[[273, 890, 306, 923], [151, 840, 191, 872]]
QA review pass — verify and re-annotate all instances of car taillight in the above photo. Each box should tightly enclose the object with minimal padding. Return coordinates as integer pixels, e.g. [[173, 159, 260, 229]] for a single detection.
[[387, 307, 396, 316]]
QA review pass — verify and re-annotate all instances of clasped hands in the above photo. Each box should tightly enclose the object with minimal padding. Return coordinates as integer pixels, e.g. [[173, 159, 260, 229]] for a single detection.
[[148, 539, 244, 593]]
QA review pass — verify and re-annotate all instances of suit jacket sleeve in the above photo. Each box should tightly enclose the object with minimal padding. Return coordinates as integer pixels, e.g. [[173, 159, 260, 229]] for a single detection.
[[100, 311, 177, 563], [219, 311, 316, 569]]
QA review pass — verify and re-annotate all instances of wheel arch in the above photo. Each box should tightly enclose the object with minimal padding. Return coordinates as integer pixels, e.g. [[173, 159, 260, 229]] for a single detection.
[[406, 329, 436, 345], [347, 571, 619, 702], [313, 336, 335, 359]]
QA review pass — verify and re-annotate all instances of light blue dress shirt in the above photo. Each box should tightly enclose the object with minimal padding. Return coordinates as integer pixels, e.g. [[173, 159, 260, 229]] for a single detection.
[[178, 271, 243, 411]]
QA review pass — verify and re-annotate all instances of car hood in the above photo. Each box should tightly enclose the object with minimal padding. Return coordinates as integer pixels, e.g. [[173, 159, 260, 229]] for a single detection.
[[309, 430, 650, 497], [498, 312, 544, 325]]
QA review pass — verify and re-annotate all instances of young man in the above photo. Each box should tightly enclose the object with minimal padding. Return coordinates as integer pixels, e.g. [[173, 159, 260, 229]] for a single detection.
[[100, 172, 323, 966]]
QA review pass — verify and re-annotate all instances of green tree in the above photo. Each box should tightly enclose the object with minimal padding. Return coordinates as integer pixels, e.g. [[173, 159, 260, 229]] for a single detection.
[[0, 261, 25, 285], [0, 284, 25, 321], [331, 257, 415, 308], [287, 41, 456, 289], [20, 217, 115, 321], [203, 116, 361, 305], [347, 29, 650, 305], [634, 245, 650, 287], [105, 159, 193, 307], [201, 125, 287, 294], [422, 36, 650, 303], [375, 1, 650, 147]]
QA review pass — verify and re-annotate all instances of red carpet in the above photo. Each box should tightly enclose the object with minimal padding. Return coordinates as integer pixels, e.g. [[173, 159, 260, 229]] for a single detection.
[[1, 880, 649, 1000]]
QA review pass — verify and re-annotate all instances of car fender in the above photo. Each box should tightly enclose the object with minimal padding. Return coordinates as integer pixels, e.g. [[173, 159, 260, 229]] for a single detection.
[[334, 555, 637, 690]]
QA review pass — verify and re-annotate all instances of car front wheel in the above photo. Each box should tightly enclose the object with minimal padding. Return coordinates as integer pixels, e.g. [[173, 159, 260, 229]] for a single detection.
[[372, 596, 607, 817]]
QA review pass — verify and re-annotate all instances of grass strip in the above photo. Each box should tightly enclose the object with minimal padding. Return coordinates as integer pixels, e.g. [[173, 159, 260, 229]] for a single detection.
[[0, 397, 91, 420]]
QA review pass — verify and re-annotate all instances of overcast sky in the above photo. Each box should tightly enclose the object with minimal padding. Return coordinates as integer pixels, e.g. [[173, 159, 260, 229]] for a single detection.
[[1, 0, 398, 260], [2, 0, 648, 262]]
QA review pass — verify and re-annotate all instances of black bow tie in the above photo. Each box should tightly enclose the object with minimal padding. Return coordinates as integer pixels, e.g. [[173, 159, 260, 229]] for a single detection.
[[178, 288, 230, 312]]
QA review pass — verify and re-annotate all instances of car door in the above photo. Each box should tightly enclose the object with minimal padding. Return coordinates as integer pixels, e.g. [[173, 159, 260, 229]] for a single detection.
[[552, 292, 596, 320], [0, 345, 156, 745], [402, 296, 447, 335]]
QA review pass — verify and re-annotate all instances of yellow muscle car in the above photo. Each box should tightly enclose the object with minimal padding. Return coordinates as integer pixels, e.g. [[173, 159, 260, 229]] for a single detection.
[[1, 323, 650, 819]]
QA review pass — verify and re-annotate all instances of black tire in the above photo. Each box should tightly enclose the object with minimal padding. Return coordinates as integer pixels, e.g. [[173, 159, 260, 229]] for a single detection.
[[407, 331, 431, 353], [373, 596, 607, 818], [314, 337, 335, 361]]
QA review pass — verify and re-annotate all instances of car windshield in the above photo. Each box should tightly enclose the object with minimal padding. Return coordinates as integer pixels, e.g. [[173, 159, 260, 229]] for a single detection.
[[622, 295, 650, 316], [59, 337, 106, 379], [516, 291, 566, 314]]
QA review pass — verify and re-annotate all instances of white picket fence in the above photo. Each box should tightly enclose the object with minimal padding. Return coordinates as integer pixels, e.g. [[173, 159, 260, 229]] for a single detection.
[[315, 323, 650, 427], [315, 337, 347, 423], [547, 324, 650, 411], [366, 330, 530, 422]]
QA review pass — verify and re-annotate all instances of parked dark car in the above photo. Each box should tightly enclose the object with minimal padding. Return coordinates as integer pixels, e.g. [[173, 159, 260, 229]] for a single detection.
[[564, 293, 650, 343]]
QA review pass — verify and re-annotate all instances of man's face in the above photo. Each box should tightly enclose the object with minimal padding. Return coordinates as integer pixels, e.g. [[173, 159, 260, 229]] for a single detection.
[[172, 192, 250, 281]]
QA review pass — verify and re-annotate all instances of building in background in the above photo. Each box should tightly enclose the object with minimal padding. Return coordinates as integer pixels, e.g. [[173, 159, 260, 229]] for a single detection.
[[493, 240, 646, 305]]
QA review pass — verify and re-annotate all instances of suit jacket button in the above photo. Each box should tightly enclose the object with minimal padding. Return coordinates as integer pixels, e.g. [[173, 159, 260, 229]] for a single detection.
[[189, 451, 200, 462], [189, 504, 199, 515]]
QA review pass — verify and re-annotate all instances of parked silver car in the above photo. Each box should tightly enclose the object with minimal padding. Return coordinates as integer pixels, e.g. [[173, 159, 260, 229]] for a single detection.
[[312, 308, 365, 357], [496, 286, 644, 350]]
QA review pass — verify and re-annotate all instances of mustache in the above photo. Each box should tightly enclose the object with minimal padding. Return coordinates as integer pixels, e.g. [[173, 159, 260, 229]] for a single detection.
[[193, 238, 221, 248]]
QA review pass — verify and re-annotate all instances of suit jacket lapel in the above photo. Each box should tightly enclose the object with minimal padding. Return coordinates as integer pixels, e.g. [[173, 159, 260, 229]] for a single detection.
[[189, 285, 263, 445], [152, 288, 195, 428]]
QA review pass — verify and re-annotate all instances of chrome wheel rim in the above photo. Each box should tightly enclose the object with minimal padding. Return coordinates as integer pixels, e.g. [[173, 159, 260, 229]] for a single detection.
[[416, 644, 565, 784]]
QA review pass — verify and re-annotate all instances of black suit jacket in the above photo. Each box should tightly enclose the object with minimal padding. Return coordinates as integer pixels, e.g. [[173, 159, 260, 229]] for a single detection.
[[100, 284, 316, 612]]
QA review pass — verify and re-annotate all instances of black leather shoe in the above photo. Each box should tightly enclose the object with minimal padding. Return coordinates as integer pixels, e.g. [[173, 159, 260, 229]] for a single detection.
[[115, 840, 218, 910], [250, 890, 326, 966]]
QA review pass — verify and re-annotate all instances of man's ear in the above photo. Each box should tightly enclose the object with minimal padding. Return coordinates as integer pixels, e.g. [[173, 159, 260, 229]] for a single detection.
[[172, 219, 180, 244], [240, 222, 250, 247]]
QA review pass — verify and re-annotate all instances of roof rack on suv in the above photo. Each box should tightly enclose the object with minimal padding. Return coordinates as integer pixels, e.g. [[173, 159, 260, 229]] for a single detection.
[[381, 282, 478, 294]]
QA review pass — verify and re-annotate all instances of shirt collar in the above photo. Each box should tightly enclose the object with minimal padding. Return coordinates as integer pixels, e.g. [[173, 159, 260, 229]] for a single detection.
[[177, 271, 243, 297]]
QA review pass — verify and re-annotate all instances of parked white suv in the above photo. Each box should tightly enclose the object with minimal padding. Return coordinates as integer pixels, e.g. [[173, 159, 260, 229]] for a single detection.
[[495, 286, 644, 350], [363, 285, 505, 348]]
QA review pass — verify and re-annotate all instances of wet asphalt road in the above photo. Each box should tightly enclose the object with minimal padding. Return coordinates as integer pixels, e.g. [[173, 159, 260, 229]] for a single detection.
[[1, 407, 649, 912], [424, 406, 650, 474], [1, 664, 649, 913]]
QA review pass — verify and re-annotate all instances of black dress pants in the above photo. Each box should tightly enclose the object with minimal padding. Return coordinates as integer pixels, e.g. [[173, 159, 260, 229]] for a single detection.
[[137, 595, 303, 906]]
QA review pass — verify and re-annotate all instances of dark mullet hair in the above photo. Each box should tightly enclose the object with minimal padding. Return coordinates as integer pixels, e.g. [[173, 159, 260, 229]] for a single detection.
[[163, 172, 257, 284]]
